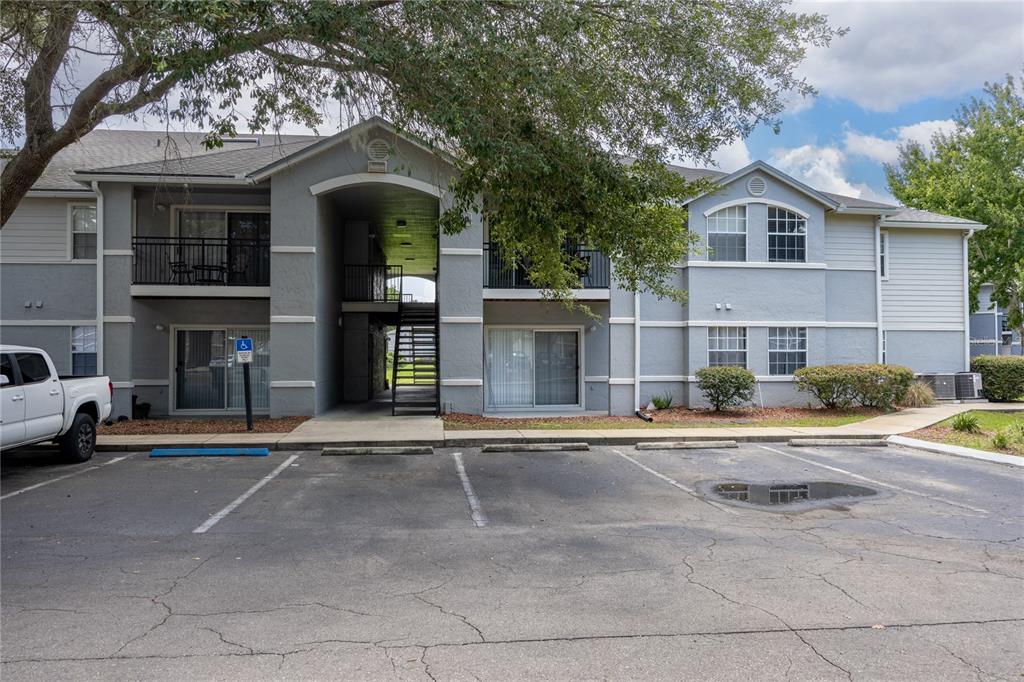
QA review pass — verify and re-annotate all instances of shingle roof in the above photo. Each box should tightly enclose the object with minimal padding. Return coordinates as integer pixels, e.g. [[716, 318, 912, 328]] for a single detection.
[[29, 129, 316, 191], [883, 207, 985, 225], [83, 138, 320, 179], [821, 191, 898, 210], [667, 164, 727, 183]]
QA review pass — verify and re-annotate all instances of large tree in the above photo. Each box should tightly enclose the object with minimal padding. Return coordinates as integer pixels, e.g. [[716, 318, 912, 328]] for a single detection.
[[886, 74, 1024, 336], [1, 0, 838, 297]]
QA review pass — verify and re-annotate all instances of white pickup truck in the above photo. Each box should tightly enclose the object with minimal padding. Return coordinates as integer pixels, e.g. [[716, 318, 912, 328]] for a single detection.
[[0, 345, 112, 462]]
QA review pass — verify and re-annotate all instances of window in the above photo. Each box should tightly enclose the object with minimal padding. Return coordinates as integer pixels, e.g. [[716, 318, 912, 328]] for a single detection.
[[707, 206, 747, 261], [15, 353, 50, 384], [174, 328, 270, 412], [708, 327, 747, 367], [879, 230, 889, 278], [486, 328, 581, 408], [767, 206, 806, 262], [72, 326, 98, 376], [71, 205, 97, 260], [768, 327, 807, 375], [881, 330, 888, 364]]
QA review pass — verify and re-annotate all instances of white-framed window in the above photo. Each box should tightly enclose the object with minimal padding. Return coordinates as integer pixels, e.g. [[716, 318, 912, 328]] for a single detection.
[[708, 327, 747, 368], [71, 326, 98, 376], [174, 207, 271, 240], [881, 330, 888, 364], [485, 327, 582, 409], [707, 206, 747, 261], [70, 204, 97, 260], [768, 327, 807, 375], [767, 206, 806, 262], [173, 327, 270, 413], [879, 230, 889, 279]]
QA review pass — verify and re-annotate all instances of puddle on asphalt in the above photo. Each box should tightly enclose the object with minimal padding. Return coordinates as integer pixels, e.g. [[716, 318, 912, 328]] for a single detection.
[[712, 481, 877, 506]]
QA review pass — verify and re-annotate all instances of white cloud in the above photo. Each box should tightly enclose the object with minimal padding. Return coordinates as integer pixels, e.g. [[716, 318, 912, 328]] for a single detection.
[[843, 118, 956, 163], [792, 1, 1023, 112], [710, 138, 753, 172], [768, 143, 894, 202]]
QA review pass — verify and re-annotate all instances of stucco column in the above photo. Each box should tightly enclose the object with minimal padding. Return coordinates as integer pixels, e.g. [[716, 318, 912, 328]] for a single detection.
[[99, 182, 134, 419]]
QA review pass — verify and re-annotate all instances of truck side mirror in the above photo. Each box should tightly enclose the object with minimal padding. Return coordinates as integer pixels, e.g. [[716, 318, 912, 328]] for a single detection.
[[0, 375, 9, 387]]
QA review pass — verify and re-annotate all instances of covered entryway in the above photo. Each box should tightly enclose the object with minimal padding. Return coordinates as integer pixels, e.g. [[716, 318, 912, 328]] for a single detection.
[[314, 176, 440, 417]]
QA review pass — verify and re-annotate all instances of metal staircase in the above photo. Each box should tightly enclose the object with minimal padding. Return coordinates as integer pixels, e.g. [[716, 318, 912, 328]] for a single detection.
[[391, 302, 439, 415]]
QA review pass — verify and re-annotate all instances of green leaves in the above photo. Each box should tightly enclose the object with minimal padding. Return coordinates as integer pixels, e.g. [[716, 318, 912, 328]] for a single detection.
[[887, 73, 1024, 334]]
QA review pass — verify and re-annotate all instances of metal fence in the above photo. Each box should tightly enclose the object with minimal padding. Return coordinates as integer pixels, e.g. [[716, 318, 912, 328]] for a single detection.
[[342, 264, 404, 302], [483, 243, 610, 289], [133, 237, 270, 286]]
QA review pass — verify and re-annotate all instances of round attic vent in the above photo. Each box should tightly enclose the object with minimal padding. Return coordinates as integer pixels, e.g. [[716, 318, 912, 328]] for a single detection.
[[747, 175, 767, 196], [366, 138, 391, 161]]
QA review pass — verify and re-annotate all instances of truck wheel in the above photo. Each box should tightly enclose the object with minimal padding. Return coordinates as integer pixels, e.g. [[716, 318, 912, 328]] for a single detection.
[[60, 413, 96, 463]]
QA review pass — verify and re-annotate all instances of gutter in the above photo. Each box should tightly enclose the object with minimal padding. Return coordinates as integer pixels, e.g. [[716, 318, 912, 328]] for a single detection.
[[964, 229, 975, 371], [634, 292, 641, 412], [92, 181, 104, 375], [875, 217, 884, 363]]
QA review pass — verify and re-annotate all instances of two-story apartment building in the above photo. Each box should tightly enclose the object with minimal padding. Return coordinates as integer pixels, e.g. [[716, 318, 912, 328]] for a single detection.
[[0, 119, 984, 419]]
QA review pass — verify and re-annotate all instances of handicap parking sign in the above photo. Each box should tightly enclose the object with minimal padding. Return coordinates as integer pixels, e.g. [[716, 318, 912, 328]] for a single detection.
[[235, 337, 253, 363]]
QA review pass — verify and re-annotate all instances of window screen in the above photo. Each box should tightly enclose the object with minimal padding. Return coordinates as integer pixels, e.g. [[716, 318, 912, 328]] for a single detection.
[[708, 327, 747, 368], [72, 205, 97, 259], [72, 326, 98, 376]]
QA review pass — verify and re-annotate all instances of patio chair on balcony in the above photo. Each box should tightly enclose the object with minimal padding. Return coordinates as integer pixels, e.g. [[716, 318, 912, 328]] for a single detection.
[[168, 257, 193, 285]]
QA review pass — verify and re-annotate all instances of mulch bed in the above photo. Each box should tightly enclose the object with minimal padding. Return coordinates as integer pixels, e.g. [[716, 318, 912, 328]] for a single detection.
[[98, 417, 309, 435], [443, 406, 882, 430], [909, 424, 1024, 456]]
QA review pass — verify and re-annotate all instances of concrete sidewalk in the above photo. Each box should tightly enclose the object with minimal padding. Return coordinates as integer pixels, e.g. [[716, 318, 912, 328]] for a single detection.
[[92, 402, 1020, 451]]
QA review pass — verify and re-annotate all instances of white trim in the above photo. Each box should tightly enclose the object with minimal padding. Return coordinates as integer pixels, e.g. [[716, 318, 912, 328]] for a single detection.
[[687, 320, 876, 328], [309, 172, 444, 199], [270, 380, 316, 388], [270, 245, 316, 254], [441, 379, 484, 387], [441, 316, 483, 324], [685, 162, 840, 210], [703, 198, 810, 220], [707, 325, 748, 370], [639, 375, 687, 382], [111, 381, 134, 389], [483, 289, 609, 300], [608, 378, 635, 385], [875, 219, 884, 363], [766, 325, 809, 377], [440, 248, 483, 256], [73, 173, 253, 186], [133, 379, 170, 387], [270, 315, 316, 323], [102, 249, 133, 257], [0, 259, 98, 265], [828, 265, 876, 272], [68, 201, 98, 263], [963, 230, 972, 371], [25, 190, 96, 199], [639, 320, 687, 328], [584, 375, 609, 383], [705, 203, 748, 263], [609, 317, 635, 324], [884, 324, 966, 332], [92, 183, 104, 375], [685, 261, 826, 270], [634, 292, 641, 412], [878, 229, 889, 281], [678, 375, 797, 382], [880, 220, 986, 230], [103, 316, 134, 323], [0, 319, 97, 326], [130, 285, 271, 298]]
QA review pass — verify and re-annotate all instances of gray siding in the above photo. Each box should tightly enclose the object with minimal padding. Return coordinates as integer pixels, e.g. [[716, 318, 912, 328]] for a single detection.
[[825, 214, 876, 270], [0, 197, 85, 262], [882, 228, 965, 329]]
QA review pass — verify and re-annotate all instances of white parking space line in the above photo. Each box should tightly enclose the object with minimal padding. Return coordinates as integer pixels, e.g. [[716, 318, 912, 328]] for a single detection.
[[612, 449, 737, 515], [1, 456, 132, 501], [451, 452, 488, 528], [193, 454, 300, 534], [757, 445, 989, 515]]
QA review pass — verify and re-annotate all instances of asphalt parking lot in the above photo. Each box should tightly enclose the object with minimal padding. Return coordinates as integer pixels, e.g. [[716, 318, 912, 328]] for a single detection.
[[2, 442, 1022, 681]]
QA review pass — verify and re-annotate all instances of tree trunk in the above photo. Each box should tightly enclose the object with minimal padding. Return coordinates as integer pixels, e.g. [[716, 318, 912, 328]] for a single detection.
[[0, 149, 55, 227]]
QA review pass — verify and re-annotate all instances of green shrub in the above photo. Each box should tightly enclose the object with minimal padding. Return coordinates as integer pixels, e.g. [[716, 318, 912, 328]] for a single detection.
[[695, 367, 755, 411], [651, 392, 674, 410], [1005, 421, 1024, 443], [950, 412, 981, 434], [794, 364, 914, 410], [900, 381, 936, 408], [971, 355, 1024, 402], [991, 430, 1010, 450]]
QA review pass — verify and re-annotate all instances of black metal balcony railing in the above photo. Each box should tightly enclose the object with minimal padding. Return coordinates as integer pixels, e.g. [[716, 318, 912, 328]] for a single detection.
[[483, 243, 610, 289], [133, 237, 270, 286], [342, 264, 404, 302]]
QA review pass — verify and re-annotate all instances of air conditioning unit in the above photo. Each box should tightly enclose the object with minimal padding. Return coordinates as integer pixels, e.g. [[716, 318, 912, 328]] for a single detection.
[[956, 372, 983, 400], [917, 373, 957, 400]]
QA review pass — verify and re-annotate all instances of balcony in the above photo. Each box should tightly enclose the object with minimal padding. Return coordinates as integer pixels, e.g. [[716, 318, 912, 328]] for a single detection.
[[342, 264, 405, 303], [131, 237, 270, 297], [483, 243, 610, 294]]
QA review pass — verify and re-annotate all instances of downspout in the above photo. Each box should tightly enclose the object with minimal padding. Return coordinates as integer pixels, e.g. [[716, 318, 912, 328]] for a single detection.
[[633, 292, 641, 412], [92, 181, 104, 375], [874, 218, 883, 363], [964, 229, 974, 370]]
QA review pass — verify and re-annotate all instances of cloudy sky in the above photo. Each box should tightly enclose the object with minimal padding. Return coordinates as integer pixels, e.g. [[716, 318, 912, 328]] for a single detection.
[[712, 0, 1024, 202]]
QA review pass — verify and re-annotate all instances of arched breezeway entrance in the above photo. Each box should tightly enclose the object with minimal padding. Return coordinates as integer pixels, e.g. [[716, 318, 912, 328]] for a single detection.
[[312, 174, 441, 417]]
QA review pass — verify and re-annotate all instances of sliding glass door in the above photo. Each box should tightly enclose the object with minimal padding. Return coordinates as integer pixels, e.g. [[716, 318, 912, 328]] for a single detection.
[[486, 329, 580, 409], [175, 328, 270, 412]]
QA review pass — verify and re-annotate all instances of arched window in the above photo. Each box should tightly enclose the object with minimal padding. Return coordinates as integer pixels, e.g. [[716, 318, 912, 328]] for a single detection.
[[706, 206, 747, 261], [767, 206, 807, 262]]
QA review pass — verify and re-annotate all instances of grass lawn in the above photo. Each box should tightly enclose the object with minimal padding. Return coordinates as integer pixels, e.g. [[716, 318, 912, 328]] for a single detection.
[[911, 411, 1024, 456], [443, 407, 883, 431]]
